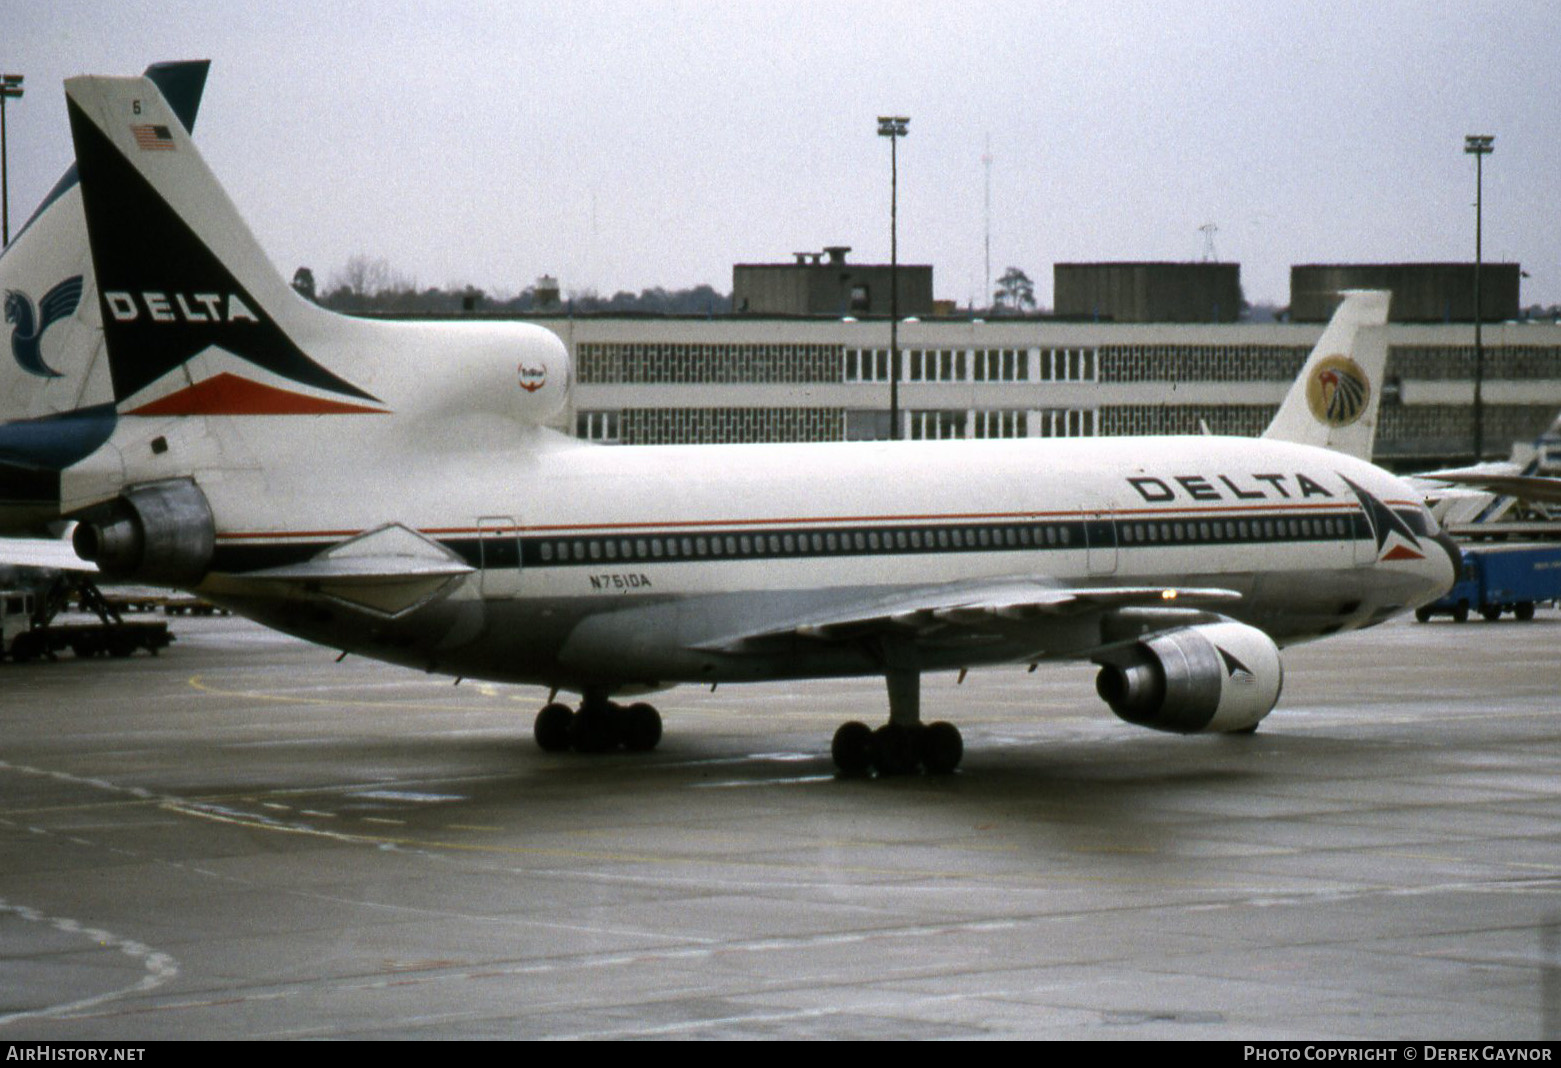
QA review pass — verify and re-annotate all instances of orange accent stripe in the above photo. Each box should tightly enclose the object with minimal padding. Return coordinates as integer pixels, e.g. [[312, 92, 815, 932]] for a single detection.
[[125, 372, 388, 416]]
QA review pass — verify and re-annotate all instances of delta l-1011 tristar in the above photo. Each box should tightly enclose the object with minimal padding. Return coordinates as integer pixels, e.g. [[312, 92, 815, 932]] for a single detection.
[[8, 73, 1457, 775]]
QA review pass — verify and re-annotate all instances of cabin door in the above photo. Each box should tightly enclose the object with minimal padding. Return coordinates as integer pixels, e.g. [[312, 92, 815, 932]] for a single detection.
[[477, 515, 522, 599]]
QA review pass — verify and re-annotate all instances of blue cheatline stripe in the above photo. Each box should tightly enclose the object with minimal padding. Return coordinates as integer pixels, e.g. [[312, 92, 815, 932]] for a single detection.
[[0, 404, 117, 470]]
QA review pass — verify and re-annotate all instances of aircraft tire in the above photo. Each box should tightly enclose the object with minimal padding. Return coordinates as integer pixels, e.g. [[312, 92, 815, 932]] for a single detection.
[[871, 724, 920, 776], [534, 703, 574, 752], [571, 700, 619, 753], [831, 721, 873, 776], [920, 721, 963, 774], [621, 702, 663, 752]]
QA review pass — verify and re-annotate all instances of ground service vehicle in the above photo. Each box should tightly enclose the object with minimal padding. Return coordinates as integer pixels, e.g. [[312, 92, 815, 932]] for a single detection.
[[1416, 543, 1561, 622]]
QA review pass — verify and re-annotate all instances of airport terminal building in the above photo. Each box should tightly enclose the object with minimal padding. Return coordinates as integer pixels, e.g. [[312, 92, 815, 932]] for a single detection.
[[411, 257, 1561, 466], [547, 314, 1561, 466]]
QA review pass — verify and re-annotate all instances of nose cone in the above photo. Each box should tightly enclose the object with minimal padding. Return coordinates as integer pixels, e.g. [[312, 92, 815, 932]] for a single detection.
[[1424, 529, 1462, 602]]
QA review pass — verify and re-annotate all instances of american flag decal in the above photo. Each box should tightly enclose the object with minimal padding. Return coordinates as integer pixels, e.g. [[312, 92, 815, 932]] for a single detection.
[[130, 124, 176, 151]]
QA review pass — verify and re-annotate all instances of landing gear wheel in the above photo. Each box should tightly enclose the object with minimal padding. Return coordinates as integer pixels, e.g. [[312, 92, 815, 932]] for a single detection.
[[534, 702, 574, 752], [871, 724, 921, 776], [920, 721, 963, 774], [831, 721, 873, 776], [571, 700, 620, 753], [621, 702, 663, 752]]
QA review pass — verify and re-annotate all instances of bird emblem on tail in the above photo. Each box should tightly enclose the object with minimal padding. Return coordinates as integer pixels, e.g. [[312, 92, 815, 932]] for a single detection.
[[1305, 354, 1369, 427], [5, 275, 84, 379]]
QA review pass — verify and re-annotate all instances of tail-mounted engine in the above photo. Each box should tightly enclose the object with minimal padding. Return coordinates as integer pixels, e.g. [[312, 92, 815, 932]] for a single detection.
[[71, 479, 215, 587], [1093, 621, 1283, 734], [401, 321, 572, 426]]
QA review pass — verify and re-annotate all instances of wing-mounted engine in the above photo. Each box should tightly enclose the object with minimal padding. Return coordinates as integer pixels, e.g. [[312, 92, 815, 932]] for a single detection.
[[1092, 621, 1283, 734], [70, 478, 215, 587]]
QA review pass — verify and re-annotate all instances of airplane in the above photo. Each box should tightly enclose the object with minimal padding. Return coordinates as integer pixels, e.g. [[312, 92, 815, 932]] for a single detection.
[[0, 60, 210, 535], [8, 73, 1457, 776]]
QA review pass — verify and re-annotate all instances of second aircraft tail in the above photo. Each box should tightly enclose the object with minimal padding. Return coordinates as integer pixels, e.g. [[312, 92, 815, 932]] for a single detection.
[[1262, 290, 1391, 460]]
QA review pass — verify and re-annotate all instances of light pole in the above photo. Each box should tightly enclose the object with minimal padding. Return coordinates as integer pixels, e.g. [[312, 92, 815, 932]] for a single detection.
[[878, 115, 908, 440], [1, 74, 22, 248], [1465, 133, 1493, 460]]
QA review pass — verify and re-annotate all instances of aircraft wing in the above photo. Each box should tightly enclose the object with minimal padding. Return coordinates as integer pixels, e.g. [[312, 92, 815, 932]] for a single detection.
[[694, 580, 1241, 652], [1419, 471, 1561, 505], [0, 533, 99, 572]]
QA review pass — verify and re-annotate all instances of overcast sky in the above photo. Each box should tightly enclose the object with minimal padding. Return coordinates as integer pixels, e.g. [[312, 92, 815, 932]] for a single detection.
[[9, 0, 1558, 309]]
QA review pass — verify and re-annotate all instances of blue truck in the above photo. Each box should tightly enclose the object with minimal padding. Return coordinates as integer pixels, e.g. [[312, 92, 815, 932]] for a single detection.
[[1416, 543, 1561, 622]]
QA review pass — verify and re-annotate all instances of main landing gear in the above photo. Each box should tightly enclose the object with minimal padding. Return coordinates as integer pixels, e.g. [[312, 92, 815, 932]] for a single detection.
[[830, 665, 964, 777], [533, 695, 663, 754]]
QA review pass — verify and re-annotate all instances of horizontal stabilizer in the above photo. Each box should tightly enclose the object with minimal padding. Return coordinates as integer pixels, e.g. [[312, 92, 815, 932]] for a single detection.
[[230, 524, 472, 618], [0, 532, 99, 572], [237, 523, 473, 584]]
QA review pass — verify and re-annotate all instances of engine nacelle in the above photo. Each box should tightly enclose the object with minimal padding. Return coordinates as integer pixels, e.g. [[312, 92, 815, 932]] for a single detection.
[[72, 479, 215, 587], [1093, 621, 1283, 734]]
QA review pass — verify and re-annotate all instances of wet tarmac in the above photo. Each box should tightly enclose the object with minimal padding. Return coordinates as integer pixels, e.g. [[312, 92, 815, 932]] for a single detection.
[[1, 611, 1558, 1039]]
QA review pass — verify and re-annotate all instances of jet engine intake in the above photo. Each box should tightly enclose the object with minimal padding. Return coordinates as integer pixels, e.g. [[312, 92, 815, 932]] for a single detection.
[[72, 479, 215, 587], [1093, 621, 1283, 734]]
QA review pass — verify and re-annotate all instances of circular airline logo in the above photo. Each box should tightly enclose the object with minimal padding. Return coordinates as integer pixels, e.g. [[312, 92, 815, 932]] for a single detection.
[[517, 363, 547, 394], [1305, 355, 1370, 427]]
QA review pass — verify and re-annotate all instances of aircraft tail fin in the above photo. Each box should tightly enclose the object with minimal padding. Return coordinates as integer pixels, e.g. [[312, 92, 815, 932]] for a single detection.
[[65, 75, 385, 417], [0, 63, 210, 532], [1262, 290, 1391, 459]]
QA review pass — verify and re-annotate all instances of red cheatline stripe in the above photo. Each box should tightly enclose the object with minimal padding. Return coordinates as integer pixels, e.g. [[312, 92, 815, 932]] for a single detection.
[[125, 372, 388, 416]]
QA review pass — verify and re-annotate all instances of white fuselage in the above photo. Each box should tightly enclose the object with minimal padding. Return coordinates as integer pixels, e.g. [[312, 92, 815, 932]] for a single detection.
[[136, 423, 1455, 693]]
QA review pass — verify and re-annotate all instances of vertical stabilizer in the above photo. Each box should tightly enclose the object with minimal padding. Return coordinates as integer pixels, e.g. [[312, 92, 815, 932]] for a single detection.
[[1262, 290, 1391, 459], [65, 75, 383, 417], [0, 63, 210, 531]]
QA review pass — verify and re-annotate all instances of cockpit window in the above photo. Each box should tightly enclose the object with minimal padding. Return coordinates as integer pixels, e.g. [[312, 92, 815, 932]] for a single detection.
[[1394, 507, 1439, 537]]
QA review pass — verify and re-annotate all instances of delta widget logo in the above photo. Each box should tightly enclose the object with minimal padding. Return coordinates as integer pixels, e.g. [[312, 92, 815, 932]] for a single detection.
[[1306, 355, 1370, 428]]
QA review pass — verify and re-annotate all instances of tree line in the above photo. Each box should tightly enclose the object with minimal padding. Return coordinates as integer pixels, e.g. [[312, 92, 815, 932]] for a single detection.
[[299, 255, 730, 316]]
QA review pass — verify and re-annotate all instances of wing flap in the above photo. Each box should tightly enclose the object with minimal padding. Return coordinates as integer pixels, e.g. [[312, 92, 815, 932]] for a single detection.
[[697, 582, 1241, 651]]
